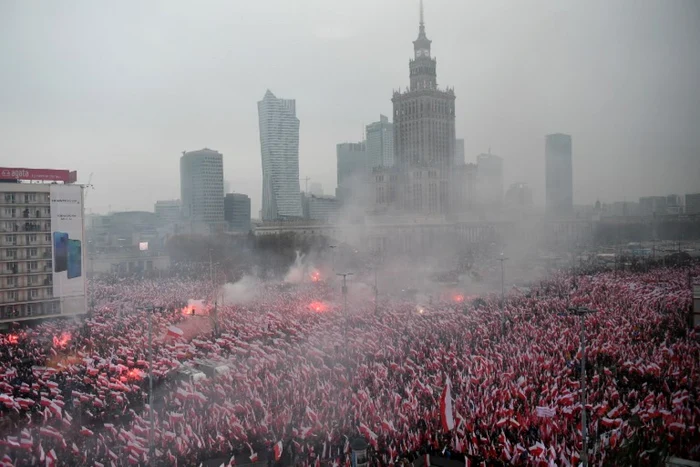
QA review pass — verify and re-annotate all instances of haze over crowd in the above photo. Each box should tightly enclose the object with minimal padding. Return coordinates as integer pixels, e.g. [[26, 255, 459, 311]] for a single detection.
[[1, 0, 699, 215]]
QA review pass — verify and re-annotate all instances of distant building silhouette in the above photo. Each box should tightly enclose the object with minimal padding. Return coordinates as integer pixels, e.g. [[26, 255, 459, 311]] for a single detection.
[[476, 151, 504, 208], [257, 90, 303, 220], [454, 138, 465, 166], [639, 196, 668, 217], [336, 142, 368, 204], [180, 148, 225, 232], [505, 183, 533, 208], [685, 193, 700, 214], [224, 193, 251, 232], [545, 133, 573, 217], [366, 115, 394, 168], [154, 199, 181, 223], [374, 2, 456, 215]]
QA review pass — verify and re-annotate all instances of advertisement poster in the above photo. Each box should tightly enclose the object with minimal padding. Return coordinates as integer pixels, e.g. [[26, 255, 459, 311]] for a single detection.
[[50, 185, 85, 300]]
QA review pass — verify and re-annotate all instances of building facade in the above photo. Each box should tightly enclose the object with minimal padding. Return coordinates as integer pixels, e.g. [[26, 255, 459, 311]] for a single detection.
[[224, 193, 251, 232], [154, 200, 181, 223], [476, 152, 504, 208], [505, 183, 534, 209], [366, 115, 394, 168], [454, 138, 465, 166], [258, 90, 303, 220], [450, 163, 477, 214], [180, 148, 225, 232], [302, 194, 340, 221], [389, 5, 456, 214], [686, 193, 700, 215], [639, 196, 668, 217], [336, 142, 368, 204], [545, 133, 573, 217], [1, 171, 86, 324]]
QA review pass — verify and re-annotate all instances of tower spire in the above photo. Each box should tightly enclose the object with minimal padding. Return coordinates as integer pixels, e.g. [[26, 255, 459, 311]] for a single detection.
[[420, 0, 424, 26]]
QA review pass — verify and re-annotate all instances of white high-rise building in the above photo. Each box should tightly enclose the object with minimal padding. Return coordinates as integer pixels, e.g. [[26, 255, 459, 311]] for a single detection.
[[366, 115, 394, 168], [180, 148, 225, 231], [258, 90, 303, 220]]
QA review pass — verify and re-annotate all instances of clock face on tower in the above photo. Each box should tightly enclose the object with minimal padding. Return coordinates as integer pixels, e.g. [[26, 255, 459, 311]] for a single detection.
[[415, 48, 429, 58]]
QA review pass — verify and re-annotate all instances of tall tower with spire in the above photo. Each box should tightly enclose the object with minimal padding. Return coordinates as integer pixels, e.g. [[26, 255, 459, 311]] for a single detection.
[[387, 0, 456, 215]]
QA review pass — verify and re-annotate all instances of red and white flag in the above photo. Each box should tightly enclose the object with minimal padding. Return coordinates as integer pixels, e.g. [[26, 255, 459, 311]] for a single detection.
[[167, 326, 184, 339], [246, 443, 258, 463], [440, 376, 455, 432], [274, 441, 283, 461], [46, 449, 57, 467], [536, 406, 556, 418]]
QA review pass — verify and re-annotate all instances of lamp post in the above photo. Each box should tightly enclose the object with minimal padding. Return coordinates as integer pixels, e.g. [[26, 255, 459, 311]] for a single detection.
[[496, 253, 508, 336], [562, 306, 597, 467], [328, 244, 337, 273], [336, 272, 353, 342], [136, 305, 156, 464]]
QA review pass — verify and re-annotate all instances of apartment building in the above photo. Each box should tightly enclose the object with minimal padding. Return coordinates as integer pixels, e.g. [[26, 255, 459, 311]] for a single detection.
[[0, 167, 85, 324]]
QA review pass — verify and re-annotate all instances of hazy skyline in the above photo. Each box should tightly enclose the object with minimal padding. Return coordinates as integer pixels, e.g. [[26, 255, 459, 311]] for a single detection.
[[1, 0, 699, 216]]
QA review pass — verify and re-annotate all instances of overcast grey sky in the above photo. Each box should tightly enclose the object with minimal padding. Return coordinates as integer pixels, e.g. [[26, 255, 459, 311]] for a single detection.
[[1, 0, 699, 215]]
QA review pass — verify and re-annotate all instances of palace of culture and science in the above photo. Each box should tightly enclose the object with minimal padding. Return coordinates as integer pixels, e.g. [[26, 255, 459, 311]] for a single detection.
[[373, 2, 473, 217]]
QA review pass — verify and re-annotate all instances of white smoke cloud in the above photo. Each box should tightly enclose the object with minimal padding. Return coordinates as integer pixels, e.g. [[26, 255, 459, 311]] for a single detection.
[[220, 275, 262, 305]]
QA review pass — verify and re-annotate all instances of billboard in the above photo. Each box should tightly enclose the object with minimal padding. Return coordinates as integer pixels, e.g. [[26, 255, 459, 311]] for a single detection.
[[50, 185, 86, 312], [0, 167, 76, 183]]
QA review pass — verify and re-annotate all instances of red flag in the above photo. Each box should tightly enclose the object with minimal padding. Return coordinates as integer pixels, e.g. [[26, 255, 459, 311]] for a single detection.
[[274, 441, 283, 461], [46, 449, 57, 467], [246, 443, 258, 463], [167, 326, 184, 339], [440, 376, 455, 432]]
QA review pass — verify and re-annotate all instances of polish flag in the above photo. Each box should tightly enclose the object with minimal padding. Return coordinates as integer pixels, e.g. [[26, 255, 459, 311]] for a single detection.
[[46, 449, 57, 467], [440, 376, 455, 432], [246, 443, 258, 463], [274, 441, 283, 461], [167, 326, 184, 339]]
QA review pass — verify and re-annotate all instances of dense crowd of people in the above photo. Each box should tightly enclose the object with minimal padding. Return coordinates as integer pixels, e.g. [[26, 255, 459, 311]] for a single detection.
[[0, 263, 698, 466]]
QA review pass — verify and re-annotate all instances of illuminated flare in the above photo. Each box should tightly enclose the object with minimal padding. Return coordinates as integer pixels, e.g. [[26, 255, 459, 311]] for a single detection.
[[52, 332, 71, 348], [308, 301, 328, 313]]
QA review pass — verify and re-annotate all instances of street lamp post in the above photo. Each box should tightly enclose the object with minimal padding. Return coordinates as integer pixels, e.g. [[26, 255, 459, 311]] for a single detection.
[[497, 253, 508, 336], [136, 305, 156, 464], [329, 245, 337, 273], [562, 306, 597, 467], [374, 267, 378, 315], [336, 272, 353, 342]]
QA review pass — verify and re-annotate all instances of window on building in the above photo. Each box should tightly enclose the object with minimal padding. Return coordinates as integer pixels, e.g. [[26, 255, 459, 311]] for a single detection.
[[29, 248, 38, 257], [29, 275, 37, 285], [30, 289, 39, 299], [29, 234, 37, 242], [7, 277, 16, 287], [8, 291, 17, 300], [6, 249, 16, 259], [29, 261, 37, 271]]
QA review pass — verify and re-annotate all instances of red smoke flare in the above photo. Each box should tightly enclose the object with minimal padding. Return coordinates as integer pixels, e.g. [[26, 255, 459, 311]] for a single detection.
[[52, 332, 71, 348], [308, 301, 329, 313]]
